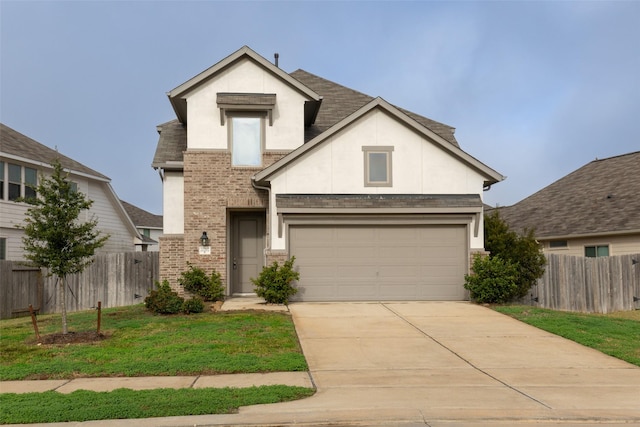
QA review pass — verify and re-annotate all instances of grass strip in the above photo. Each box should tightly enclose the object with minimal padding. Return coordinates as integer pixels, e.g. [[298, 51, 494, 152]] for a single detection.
[[494, 305, 640, 367], [1, 305, 307, 380], [0, 386, 315, 424]]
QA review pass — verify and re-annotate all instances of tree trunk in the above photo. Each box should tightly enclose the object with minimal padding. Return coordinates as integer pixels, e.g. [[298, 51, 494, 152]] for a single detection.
[[59, 276, 68, 335]]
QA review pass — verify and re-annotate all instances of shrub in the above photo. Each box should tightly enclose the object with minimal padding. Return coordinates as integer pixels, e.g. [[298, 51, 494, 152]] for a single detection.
[[485, 210, 546, 299], [145, 280, 185, 314], [182, 297, 205, 314], [179, 263, 225, 302], [251, 257, 300, 305], [464, 255, 519, 304]]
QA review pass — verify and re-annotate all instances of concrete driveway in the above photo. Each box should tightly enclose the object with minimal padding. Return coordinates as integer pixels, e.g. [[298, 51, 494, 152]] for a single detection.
[[240, 301, 640, 425]]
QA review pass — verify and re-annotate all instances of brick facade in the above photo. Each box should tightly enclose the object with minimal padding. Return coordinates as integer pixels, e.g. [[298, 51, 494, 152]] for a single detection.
[[160, 150, 289, 295]]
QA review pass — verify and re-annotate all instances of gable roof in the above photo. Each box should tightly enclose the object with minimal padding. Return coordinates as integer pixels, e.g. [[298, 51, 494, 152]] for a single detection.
[[498, 151, 640, 239], [153, 48, 466, 169], [254, 97, 504, 187], [1, 123, 109, 180], [167, 46, 322, 124], [120, 200, 163, 229]]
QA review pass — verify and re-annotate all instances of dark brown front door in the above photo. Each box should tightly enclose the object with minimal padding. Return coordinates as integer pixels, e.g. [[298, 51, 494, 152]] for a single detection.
[[231, 212, 265, 294]]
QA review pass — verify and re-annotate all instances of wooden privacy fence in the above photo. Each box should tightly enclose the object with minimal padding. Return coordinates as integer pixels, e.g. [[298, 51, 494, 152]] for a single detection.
[[0, 252, 159, 319], [530, 253, 640, 313]]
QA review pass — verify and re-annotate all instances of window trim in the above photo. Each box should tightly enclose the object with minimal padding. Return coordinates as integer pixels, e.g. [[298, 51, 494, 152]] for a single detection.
[[362, 146, 393, 187], [227, 112, 266, 168]]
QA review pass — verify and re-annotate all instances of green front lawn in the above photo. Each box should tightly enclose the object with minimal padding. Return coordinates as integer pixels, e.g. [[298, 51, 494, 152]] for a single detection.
[[0, 304, 307, 380], [494, 305, 640, 367], [0, 304, 313, 424]]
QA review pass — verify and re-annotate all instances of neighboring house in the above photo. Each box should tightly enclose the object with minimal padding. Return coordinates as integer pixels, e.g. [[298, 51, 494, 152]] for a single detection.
[[152, 46, 504, 301], [0, 123, 143, 260], [121, 200, 163, 252], [498, 151, 640, 257]]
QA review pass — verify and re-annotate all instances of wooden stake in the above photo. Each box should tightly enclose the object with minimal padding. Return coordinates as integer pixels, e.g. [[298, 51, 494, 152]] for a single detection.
[[29, 304, 41, 343], [97, 301, 102, 334]]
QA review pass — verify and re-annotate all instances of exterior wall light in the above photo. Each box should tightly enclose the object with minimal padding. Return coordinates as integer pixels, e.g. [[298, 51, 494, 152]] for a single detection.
[[200, 232, 210, 247]]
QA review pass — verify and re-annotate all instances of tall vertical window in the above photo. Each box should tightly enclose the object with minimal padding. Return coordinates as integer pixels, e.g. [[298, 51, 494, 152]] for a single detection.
[[230, 116, 263, 167], [362, 146, 393, 187], [8, 163, 21, 200], [24, 167, 37, 199], [0, 238, 5, 260], [585, 245, 609, 257], [0, 162, 4, 200]]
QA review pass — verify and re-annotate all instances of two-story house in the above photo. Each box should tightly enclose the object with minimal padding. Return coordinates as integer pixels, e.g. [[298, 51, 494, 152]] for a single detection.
[[0, 123, 143, 260], [152, 46, 504, 301]]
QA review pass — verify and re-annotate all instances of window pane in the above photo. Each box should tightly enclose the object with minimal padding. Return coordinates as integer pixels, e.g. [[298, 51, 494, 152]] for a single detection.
[[585, 246, 596, 257], [0, 238, 6, 260], [8, 183, 20, 200], [597, 246, 609, 257], [24, 167, 37, 199], [8, 163, 20, 182], [0, 162, 4, 200], [368, 152, 388, 182], [232, 117, 261, 166]]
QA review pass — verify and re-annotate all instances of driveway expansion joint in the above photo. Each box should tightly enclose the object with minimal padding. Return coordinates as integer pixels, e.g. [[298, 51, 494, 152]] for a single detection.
[[381, 303, 553, 410]]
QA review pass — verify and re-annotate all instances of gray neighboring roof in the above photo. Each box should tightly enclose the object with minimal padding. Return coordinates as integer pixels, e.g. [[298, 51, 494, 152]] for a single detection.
[[289, 69, 459, 147], [1, 123, 109, 180], [120, 200, 163, 229], [498, 151, 640, 239]]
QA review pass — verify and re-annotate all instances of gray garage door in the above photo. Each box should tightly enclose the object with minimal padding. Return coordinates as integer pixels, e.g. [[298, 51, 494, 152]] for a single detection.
[[289, 224, 468, 301]]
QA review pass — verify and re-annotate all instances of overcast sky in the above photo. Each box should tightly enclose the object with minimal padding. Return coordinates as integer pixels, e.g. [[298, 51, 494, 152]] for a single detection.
[[2, 1, 639, 215]]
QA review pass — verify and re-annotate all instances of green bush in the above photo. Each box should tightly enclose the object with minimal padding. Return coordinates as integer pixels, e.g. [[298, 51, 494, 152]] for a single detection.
[[179, 263, 225, 302], [485, 210, 546, 299], [251, 257, 300, 305], [145, 280, 185, 314], [182, 297, 205, 314], [464, 255, 519, 304]]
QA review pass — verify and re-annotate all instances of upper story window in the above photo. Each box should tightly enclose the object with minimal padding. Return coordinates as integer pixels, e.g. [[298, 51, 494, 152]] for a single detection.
[[585, 245, 609, 257], [362, 146, 393, 187], [2, 162, 37, 201], [229, 114, 264, 167], [217, 93, 275, 168]]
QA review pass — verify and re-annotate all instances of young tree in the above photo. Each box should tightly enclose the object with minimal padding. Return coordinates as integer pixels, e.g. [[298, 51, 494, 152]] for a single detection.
[[484, 210, 546, 299], [17, 159, 109, 334]]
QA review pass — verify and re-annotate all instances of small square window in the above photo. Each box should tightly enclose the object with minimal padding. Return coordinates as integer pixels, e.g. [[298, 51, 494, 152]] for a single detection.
[[363, 146, 393, 187]]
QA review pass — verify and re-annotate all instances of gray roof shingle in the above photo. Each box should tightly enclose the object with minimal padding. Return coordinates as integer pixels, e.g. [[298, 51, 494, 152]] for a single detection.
[[1, 123, 109, 180], [498, 151, 640, 238], [120, 200, 163, 228]]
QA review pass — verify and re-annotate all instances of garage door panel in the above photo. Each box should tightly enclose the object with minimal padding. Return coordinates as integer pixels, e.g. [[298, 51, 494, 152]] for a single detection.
[[290, 225, 467, 301]]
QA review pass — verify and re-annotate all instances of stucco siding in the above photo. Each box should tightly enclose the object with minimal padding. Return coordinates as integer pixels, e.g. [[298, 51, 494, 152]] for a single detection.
[[185, 59, 307, 152], [266, 109, 487, 251], [163, 171, 184, 234], [273, 110, 486, 195]]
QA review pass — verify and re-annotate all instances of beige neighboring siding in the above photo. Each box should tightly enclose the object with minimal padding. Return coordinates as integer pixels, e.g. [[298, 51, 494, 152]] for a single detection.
[[544, 234, 640, 257], [289, 224, 468, 301], [88, 181, 135, 252]]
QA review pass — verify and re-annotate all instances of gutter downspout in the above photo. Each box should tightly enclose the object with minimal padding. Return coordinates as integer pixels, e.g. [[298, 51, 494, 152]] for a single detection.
[[251, 177, 272, 264]]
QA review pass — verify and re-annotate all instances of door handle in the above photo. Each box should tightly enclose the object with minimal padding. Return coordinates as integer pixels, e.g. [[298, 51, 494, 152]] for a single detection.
[[233, 258, 238, 270]]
